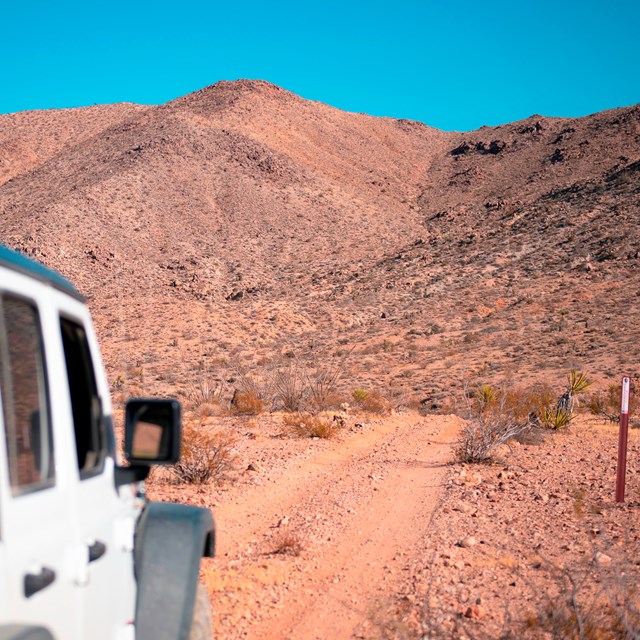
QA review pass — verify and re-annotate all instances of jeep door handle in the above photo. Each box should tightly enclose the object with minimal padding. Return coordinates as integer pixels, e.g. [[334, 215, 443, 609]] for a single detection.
[[24, 567, 56, 598], [88, 540, 107, 562]]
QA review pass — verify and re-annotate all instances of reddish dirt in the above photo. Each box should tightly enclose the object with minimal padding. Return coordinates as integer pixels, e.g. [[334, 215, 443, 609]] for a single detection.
[[388, 415, 640, 639], [148, 412, 640, 639], [149, 412, 460, 639]]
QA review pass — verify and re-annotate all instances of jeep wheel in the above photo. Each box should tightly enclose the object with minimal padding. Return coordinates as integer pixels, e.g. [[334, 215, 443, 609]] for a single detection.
[[189, 584, 212, 640]]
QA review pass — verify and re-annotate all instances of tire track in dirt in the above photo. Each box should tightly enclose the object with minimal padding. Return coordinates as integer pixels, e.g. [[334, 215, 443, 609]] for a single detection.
[[203, 413, 461, 639], [210, 415, 401, 560]]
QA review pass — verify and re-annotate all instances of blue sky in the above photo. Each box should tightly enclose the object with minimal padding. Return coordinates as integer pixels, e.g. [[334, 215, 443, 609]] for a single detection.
[[2, 0, 639, 131]]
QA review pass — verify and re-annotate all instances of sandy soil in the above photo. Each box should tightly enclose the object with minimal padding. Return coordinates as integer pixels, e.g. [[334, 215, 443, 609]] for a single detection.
[[388, 416, 640, 638], [148, 411, 640, 639], [149, 412, 461, 638]]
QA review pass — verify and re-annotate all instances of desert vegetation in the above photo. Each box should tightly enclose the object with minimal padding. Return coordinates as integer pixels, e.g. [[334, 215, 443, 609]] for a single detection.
[[170, 424, 238, 485], [586, 379, 637, 425], [455, 371, 597, 463], [374, 409, 640, 640], [281, 412, 340, 439], [163, 365, 632, 489], [351, 387, 393, 415], [138, 361, 640, 638], [269, 531, 303, 557]]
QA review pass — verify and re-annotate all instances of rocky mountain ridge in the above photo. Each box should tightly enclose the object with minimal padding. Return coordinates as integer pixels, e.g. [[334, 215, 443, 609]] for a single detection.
[[1, 80, 638, 404]]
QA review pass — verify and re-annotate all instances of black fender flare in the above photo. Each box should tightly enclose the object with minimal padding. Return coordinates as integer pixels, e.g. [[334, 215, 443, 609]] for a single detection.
[[0, 627, 54, 640], [134, 501, 215, 640]]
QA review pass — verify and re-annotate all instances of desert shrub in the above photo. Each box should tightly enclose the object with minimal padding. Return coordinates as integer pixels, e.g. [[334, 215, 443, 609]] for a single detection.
[[501, 373, 590, 431], [198, 402, 219, 418], [111, 373, 125, 391], [501, 383, 554, 424], [586, 390, 617, 422], [521, 559, 640, 640], [529, 383, 557, 417], [306, 362, 343, 410], [271, 362, 307, 411], [268, 356, 345, 411], [456, 373, 596, 462], [352, 388, 392, 415], [230, 388, 264, 415], [270, 531, 303, 557], [456, 412, 533, 463], [585, 381, 635, 423], [187, 377, 223, 408], [171, 425, 237, 484], [228, 371, 266, 415], [374, 550, 640, 640], [282, 412, 339, 439], [457, 382, 542, 462], [127, 364, 145, 382], [352, 387, 370, 403], [362, 391, 392, 415]]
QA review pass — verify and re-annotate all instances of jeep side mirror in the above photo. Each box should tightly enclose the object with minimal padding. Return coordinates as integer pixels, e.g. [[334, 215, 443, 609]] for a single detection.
[[124, 399, 181, 465]]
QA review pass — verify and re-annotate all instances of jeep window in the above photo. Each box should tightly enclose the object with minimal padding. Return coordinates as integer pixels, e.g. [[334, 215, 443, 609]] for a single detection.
[[0, 296, 54, 494], [60, 318, 106, 477]]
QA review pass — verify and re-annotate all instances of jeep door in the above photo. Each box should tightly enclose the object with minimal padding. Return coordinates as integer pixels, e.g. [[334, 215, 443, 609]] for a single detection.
[[55, 297, 138, 640], [0, 285, 80, 639]]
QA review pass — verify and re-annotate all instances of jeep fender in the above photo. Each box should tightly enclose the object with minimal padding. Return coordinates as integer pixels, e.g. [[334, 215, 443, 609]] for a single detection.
[[134, 502, 215, 640]]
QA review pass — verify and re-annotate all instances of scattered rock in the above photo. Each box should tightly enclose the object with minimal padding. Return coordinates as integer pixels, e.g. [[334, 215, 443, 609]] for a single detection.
[[451, 141, 472, 156], [458, 536, 477, 549], [476, 140, 506, 155], [457, 502, 475, 514], [595, 552, 612, 566], [463, 604, 486, 619], [226, 290, 244, 301]]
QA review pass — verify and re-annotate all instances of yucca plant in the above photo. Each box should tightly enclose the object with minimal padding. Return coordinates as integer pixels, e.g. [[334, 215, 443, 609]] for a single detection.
[[540, 405, 572, 430], [567, 370, 592, 395], [555, 370, 592, 420], [352, 387, 370, 403], [475, 384, 497, 411]]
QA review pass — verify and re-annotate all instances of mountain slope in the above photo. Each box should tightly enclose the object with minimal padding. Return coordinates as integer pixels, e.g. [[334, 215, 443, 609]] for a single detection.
[[0, 103, 149, 186], [0, 81, 638, 403]]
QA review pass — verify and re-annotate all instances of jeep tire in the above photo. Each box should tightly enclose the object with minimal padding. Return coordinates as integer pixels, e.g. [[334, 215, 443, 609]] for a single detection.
[[189, 585, 212, 640]]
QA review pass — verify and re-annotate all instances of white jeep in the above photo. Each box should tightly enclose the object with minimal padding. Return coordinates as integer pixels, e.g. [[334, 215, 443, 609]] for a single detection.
[[0, 245, 215, 640]]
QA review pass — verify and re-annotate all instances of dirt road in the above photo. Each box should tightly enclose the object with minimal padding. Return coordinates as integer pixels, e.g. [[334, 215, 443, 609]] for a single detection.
[[196, 413, 460, 639]]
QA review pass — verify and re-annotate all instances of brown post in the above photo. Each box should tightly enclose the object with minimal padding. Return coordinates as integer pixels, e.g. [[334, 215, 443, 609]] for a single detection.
[[615, 376, 631, 503]]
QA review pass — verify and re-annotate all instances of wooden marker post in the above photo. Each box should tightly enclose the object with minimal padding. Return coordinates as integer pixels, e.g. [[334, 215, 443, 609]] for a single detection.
[[615, 376, 631, 503]]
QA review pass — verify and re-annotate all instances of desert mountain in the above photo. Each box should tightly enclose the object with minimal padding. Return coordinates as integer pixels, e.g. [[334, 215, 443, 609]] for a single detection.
[[1, 80, 638, 406]]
